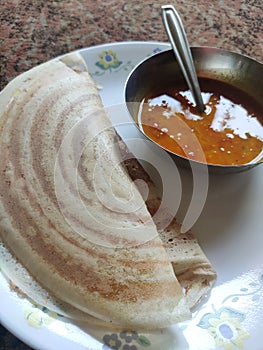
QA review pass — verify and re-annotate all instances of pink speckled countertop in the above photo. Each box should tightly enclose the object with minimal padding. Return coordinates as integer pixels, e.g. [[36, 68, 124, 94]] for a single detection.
[[1, 0, 262, 91], [0, 1, 262, 349]]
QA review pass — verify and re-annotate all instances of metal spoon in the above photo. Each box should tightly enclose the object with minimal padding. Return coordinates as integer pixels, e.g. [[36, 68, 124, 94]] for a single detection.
[[161, 5, 205, 113]]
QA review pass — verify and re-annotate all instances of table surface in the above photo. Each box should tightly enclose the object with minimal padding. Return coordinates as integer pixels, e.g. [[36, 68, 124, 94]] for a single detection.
[[0, 0, 262, 349]]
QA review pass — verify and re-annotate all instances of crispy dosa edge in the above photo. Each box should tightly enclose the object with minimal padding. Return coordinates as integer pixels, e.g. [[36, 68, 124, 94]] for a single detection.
[[118, 136, 217, 310]]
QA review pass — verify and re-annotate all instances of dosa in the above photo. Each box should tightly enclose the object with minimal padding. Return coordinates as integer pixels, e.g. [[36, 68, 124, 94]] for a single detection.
[[0, 52, 216, 330]]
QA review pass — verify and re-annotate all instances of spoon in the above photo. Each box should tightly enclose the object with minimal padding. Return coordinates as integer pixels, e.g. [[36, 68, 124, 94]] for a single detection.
[[161, 5, 205, 113]]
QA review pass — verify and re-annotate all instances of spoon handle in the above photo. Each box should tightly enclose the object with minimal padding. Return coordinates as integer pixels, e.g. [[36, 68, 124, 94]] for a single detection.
[[162, 5, 205, 113]]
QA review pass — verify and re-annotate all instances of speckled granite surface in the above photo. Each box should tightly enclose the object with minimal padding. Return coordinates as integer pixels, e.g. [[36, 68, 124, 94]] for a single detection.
[[1, 0, 262, 91], [0, 0, 262, 349]]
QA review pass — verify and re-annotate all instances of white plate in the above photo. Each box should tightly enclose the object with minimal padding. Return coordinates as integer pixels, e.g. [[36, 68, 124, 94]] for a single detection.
[[1, 41, 263, 350]]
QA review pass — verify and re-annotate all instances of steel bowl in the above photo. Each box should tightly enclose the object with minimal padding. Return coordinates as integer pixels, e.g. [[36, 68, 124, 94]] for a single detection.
[[124, 47, 263, 174]]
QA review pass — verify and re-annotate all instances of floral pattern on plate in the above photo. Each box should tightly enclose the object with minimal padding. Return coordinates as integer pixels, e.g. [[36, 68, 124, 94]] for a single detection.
[[92, 49, 132, 75], [198, 307, 249, 350], [102, 331, 151, 350], [91, 47, 163, 76], [24, 300, 61, 328]]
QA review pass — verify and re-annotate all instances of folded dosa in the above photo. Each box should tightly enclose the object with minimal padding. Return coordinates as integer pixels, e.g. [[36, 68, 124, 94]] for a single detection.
[[0, 52, 191, 330]]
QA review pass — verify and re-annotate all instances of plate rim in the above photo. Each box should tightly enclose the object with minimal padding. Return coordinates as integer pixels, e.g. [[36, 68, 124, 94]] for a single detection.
[[1, 39, 263, 350]]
